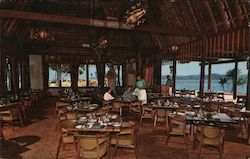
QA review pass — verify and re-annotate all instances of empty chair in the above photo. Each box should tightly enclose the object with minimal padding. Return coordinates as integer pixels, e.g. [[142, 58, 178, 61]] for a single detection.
[[111, 121, 138, 159], [166, 113, 190, 149], [207, 103, 220, 112], [140, 104, 154, 124], [154, 109, 167, 126], [55, 100, 70, 116], [216, 92, 225, 101], [76, 132, 110, 159], [130, 101, 141, 114], [195, 126, 225, 159], [59, 120, 77, 152], [0, 104, 24, 131], [112, 102, 124, 116]]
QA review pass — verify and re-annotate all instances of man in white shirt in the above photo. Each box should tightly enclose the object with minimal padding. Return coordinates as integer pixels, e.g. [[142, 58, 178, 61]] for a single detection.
[[103, 87, 114, 101]]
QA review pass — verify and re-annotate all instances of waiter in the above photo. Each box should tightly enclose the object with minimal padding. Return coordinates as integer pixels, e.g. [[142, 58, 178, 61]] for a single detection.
[[165, 75, 173, 95], [135, 74, 147, 104]]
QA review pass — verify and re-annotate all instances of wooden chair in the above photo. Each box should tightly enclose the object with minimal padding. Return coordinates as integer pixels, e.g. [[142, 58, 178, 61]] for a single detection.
[[153, 109, 167, 126], [0, 104, 24, 131], [140, 104, 154, 124], [195, 126, 225, 159], [130, 101, 141, 113], [55, 100, 70, 117], [76, 132, 110, 159], [207, 103, 220, 112], [59, 120, 77, 151], [166, 113, 190, 149], [112, 102, 123, 116], [216, 92, 225, 101], [111, 121, 138, 159], [229, 109, 247, 137]]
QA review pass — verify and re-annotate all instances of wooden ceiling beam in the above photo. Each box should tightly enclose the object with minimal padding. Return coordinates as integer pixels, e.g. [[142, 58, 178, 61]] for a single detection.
[[203, 1, 218, 33], [0, 9, 203, 36]]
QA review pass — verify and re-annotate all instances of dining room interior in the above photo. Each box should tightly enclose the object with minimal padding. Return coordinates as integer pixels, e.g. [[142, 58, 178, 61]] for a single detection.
[[0, 0, 250, 159]]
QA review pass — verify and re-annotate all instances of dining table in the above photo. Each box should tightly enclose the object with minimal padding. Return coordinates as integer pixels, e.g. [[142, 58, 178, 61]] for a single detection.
[[62, 114, 122, 133]]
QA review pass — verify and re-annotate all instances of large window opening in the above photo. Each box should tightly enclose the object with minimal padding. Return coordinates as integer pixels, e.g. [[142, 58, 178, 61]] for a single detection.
[[6, 58, 11, 91], [104, 64, 123, 87], [88, 64, 98, 87], [161, 60, 173, 85], [48, 64, 71, 88], [78, 64, 87, 87], [237, 61, 247, 95], [18, 63, 22, 89]]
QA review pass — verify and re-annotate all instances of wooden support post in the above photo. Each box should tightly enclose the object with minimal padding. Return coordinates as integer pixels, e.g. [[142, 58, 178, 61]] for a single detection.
[[199, 37, 206, 98], [173, 60, 177, 94], [208, 61, 212, 91], [233, 60, 238, 99], [42, 55, 48, 92], [246, 57, 250, 110], [137, 52, 142, 74], [0, 52, 6, 97], [11, 58, 18, 94]]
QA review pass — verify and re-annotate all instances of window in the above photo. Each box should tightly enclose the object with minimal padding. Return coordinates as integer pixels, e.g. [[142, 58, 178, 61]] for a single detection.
[[104, 64, 123, 87], [237, 61, 247, 94], [61, 64, 71, 87], [48, 64, 71, 87], [211, 63, 234, 93], [78, 64, 87, 87], [88, 64, 98, 87], [6, 58, 11, 91], [48, 64, 60, 87], [176, 61, 200, 90], [18, 63, 22, 89], [161, 60, 173, 85], [114, 65, 123, 86]]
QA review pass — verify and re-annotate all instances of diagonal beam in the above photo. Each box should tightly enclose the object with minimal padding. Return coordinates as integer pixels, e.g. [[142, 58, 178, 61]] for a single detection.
[[0, 9, 203, 36]]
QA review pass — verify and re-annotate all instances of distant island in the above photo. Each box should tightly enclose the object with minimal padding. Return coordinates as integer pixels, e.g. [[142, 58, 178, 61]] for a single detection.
[[162, 74, 247, 80]]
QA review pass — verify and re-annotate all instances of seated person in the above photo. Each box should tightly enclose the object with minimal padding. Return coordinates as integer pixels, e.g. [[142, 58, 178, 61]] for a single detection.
[[123, 86, 136, 101], [103, 87, 114, 101]]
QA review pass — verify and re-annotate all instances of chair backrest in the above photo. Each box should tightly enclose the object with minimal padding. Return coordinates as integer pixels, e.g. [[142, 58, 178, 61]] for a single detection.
[[77, 133, 110, 159], [112, 102, 123, 109], [66, 112, 77, 120], [208, 103, 220, 112], [156, 109, 166, 118], [198, 126, 224, 146], [168, 114, 186, 133]]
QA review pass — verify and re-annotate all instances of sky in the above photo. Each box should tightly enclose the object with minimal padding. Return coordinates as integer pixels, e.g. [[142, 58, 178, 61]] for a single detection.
[[162, 61, 248, 76]]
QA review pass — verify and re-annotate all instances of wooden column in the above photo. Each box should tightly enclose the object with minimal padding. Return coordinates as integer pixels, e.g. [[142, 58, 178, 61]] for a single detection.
[[172, 60, 177, 93], [153, 62, 161, 86], [233, 60, 238, 99], [137, 52, 142, 74], [42, 56, 48, 91], [208, 62, 212, 91], [22, 55, 30, 90], [11, 58, 18, 94], [0, 52, 6, 96], [246, 57, 250, 110], [199, 37, 206, 98], [70, 63, 78, 92]]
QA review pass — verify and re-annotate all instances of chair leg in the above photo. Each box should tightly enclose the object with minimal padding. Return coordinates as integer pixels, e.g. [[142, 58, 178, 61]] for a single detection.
[[184, 134, 188, 150], [11, 120, 14, 131], [18, 113, 24, 127], [153, 115, 157, 126], [198, 141, 202, 158], [165, 134, 170, 145]]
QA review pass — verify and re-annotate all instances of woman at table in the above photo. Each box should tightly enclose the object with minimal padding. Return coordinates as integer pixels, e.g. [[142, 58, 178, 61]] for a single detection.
[[123, 85, 136, 101], [103, 87, 114, 101], [135, 74, 147, 104]]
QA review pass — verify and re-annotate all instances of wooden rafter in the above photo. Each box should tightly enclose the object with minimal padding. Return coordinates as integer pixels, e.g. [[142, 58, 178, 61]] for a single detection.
[[0, 9, 203, 36], [203, 0, 218, 33]]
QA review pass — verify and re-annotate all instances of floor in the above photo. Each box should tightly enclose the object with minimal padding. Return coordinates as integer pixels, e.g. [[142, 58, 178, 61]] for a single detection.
[[1, 97, 250, 159]]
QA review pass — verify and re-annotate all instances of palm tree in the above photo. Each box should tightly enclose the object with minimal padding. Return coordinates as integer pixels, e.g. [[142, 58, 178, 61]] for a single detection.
[[225, 68, 246, 91], [218, 77, 228, 91]]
